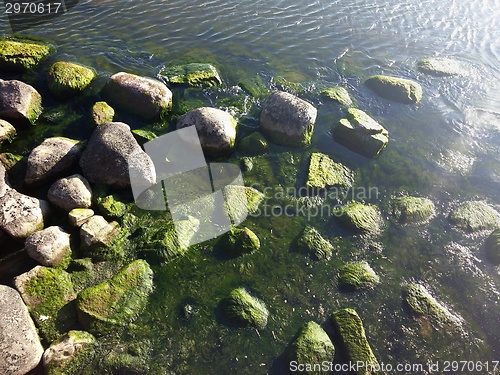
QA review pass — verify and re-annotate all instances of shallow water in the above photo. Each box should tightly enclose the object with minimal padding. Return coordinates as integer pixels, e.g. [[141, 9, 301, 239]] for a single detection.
[[1, 0, 500, 373]]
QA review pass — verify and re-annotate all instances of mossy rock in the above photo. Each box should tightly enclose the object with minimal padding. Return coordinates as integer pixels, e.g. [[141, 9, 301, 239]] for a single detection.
[[223, 185, 265, 217], [286, 321, 335, 375], [338, 262, 379, 291], [485, 229, 500, 265], [0, 37, 52, 72], [321, 86, 354, 107], [336, 202, 382, 233], [219, 226, 260, 257], [47, 61, 96, 98], [69, 258, 123, 294], [131, 129, 157, 142], [238, 132, 269, 155], [390, 196, 435, 224], [220, 288, 269, 329], [365, 75, 422, 104], [417, 57, 464, 76], [330, 308, 379, 375], [297, 226, 334, 261], [306, 152, 354, 190], [76, 260, 154, 336], [90, 101, 114, 127], [96, 194, 129, 220], [0, 152, 24, 170], [238, 75, 269, 98], [159, 63, 222, 87], [448, 201, 499, 231]]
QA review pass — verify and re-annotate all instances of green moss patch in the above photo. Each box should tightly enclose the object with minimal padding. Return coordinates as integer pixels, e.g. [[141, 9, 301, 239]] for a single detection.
[[306, 152, 354, 190], [448, 201, 499, 231], [96, 194, 129, 220], [238, 132, 269, 155], [220, 288, 269, 329], [90, 101, 114, 127], [336, 202, 382, 234], [159, 63, 222, 87], [219, 226, 261, 257], [365, 75, 422, 104], [321, 86, 354, 107], [0, 37, 52, 72], [47, 61, 96, 98], [338, 262, 379, 291], [390, 196, 435, 224], [297, 226, 334, 261]]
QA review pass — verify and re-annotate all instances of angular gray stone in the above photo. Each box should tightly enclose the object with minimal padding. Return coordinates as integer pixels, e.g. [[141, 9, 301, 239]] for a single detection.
[[0, 119, 16, 144], [25, 226, 71, 267], [48, 174, 92, 211], [68, 208, 94, 227], [0, 79, 42, 127], [0, 285, 44, 375], [80, 215, 119, 248], [25, 137, 81, 186]]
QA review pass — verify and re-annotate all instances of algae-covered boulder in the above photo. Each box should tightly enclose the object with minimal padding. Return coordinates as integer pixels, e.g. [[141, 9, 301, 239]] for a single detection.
[[297, 226, 334, 261], [223, 185, 265, 216], [390, 196, 435, 224], [0, 38, 52, 72], [306, 152, 354, 190], [43, 330, 97, 375], [448, 201, 499, 231], [331, 308, 379, 375], [365, 75, 422, 104], [158, 62, 222, 87], [287, 321, 335, 375], [485, 229, 500, 265], [90, 101, 114, 127], [96, 194, 129, 220], [48, 174, 92, 212], [260, 91, 317, 147], [336, 202, 382, 233], [333, 108, 388, 158], [338, 262, 379, 291], [0, 119, 16, 145], [238, 132, 269, 155], [76, 260, 154, 336], [321, 86, 353, 107], [0, 79, 42, 127], [417, 57, 464, 76], [219, 226, 260, 257], [47, 61, 96, 98], [24, 226, 71, 267], [220, 288, 269, 329]]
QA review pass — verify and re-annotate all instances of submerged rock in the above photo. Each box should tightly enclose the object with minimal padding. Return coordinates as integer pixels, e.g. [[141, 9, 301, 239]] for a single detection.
[[365, 75, 422, 104], [0, 38, 52, 72], [48, 174, 92, 211], [76, 260, 154, 335], [333, 108, 389, 158], [260, 91, 317, 147], [448, 201, 499, 231], [238, 132, 269, 155], [25, 226, 71, 267], [336, 202, 382, 233], [219, 226, 260, 256], [158, 62, 222, 87], [0, 119, 16, 144], [286, 321, 335, 375], [390, 196, 435, 224], [223, 185, 265, 216], [220, 288, 269, 329], [47, 61, 96, 98], [90, 101, 114, 127], [0, 285, 44, 375], [321, 85, 353, 107], [485, 229, 500, 265], [338, 262, 379, 291], [417, 57, 464, 76], [0, 79, 42, 127], [330, 308, 379, 375], [297, 225, 334, 261], [306, 152, 354, 190]]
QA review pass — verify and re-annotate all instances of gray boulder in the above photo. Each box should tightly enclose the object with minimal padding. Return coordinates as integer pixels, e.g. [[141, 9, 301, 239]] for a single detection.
[[260, 91, 316, 147], [102, 72, 172, 121], [0, 79, 42, 127], [48, 174, 92, 211], [0, 285, 44, 375], [25, 137, 82, 186], [25, 226, 71, 267], [0, 119, 16, 144], [80, 122, 155, 188], [176, 107, 237, 155], [0, 161, 10, 198]]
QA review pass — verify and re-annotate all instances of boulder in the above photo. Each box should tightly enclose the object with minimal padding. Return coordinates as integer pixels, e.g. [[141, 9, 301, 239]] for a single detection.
[[0, 161, 9, 198], [390, 196, 435, 224], [68, 208, 94, 228], [0, 285, 44, 375], [338, 262, 379, 291], [102, 72, 172, 121], [260, 91, 317, 147], [47, 61, 96, 98], [485, 229, 500, 265], [336, 202, 382, 233], [176, 107, 237, 155], [223, 185, 265, 216], [90, 101, 114, 127], [25, 137, 82, 186], [47, 174, 92, 212], [76, 260, 154, 335], [158, 62, 222, 87], [238, 132, 269, 155], [220, 288, 269, 329], [448, 201, 499, 231], [330, 308, 379, 375], [219, 226, 260, 257], [306, 152, 354, 190], [96, 194, 128, 220], [297, 226, 334, 261], [365, 75, 422, 104], [321, 85, 353, 107], [0, 79, 42, 127], [333, 108, 388, 158], [417, 57, 464, 76], [0, 189, 50, 240], [0, 38, 52, 72], [79, 122, 156, 188], [287, 321, 335, 374], [80, 215, 119, 248], [25, 226, 71, 267], [0, 119, 16, 144]]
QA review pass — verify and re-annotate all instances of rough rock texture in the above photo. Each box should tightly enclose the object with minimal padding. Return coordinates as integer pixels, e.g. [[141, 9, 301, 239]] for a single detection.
[[219, 226, 260, 256], [80, 122, 156, 188], [306, 152, 354, 190], [48, 174, 92, 212], [485, 229, 500, 265], [0, 285, 44, 375], [220, 288, 269, 329], [0, 119, 16, 144], [336, 202, 382, 233], [238, 132, 269, 155], [0, 79, 42, 127], [0, 160, 9, 198], [68, 208, 94, 227], [448, 201, 499, 231], [417, 57, 464, 76], [80, 215, 119, 248], [43, 330, 97, 375], [90, 101, 114, 127], [0, 189, 50, 240], [321, 86, 353, 107], [365, 75, 422, 104], [223, 185, 265, 216], [297, 226, 334, 261], [25, 226, 71, 267], [25, 137, 81, 186], [334, 108, 389, 158], [287, 321, 335, 375], [47, 61, 96, 98], [76, 260, 154, 336], [331, 308, 379, 375], [176, 107, 237, 155], [102, 72, 172, 121], [0, 38, 52, 71], [338, 262, 379, 291], [390, 196, 435, 224], [158, 62, 222, 87], [260, 91, 317, 147]]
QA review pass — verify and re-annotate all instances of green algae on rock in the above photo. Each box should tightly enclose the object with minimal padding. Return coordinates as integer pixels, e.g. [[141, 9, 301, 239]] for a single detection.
[[338, 262, 379, 291], [333, 108, 388, 158], [306, 152, 354, 190], [223, 185, 265, 216], [417, 57, 464, 76], [321, 86, 354, 107], [448, 201, 499, 231], [297, 225, 334, 261], [331, 308, 379, 375], [90, 101, 114, 127], [485, 229, 500, 265], [0, 119, 16, 145], [365, 75, 422, 104], [159, 62, 222, 87], [286, 321, 335, 375], [390, 196, 435, 224], [219, 226, 261, 257], [47, 62, 96, 98], [96, 194, 129, 220], [0, 38, 52, 72], [336, 202, 382, 233], [220, 288, 269, 329], [76, 260, 154, 336], [238, 132, 269, 155]]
